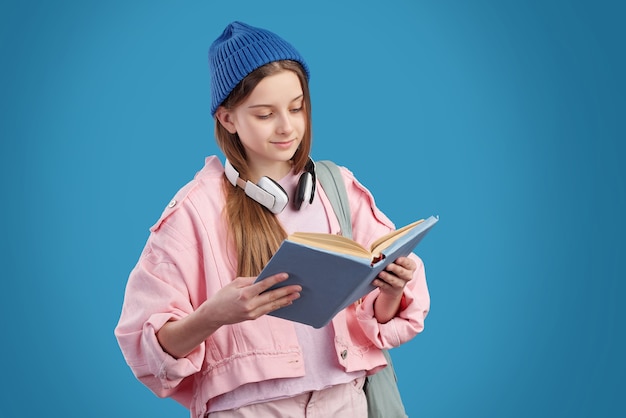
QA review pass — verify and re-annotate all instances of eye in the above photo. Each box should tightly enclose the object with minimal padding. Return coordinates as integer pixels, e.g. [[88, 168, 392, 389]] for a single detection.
[[290, 106, 303, 113], [256, 113, 272, 120]]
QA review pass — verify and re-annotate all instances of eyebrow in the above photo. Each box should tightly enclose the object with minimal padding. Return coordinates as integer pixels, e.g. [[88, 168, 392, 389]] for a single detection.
[[247, 94, 304, 109]]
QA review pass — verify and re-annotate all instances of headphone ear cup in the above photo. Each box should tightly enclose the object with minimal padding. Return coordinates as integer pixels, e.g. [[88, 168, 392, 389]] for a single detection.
[[294, 171, 314, 210], [256, 176, 289, 213]]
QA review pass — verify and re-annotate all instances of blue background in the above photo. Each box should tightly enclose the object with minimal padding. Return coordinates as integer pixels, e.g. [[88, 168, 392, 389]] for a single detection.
[[1, 0, 624, 416]]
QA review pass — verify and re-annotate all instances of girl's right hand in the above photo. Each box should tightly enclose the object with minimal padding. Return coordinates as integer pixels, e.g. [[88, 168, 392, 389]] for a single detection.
[[204, 273, 301, 326], [157, 273, 300, 359]]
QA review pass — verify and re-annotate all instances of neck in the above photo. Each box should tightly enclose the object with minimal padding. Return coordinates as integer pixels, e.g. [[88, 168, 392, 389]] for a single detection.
[[249, 160, 293, 182]]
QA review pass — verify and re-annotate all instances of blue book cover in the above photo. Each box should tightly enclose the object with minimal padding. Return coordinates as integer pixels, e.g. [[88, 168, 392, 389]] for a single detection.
[[256, 215, 439, 328]]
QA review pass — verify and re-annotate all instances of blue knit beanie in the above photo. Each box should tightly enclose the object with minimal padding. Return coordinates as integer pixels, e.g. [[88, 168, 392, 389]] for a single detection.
[[208, 21, 310, 116]]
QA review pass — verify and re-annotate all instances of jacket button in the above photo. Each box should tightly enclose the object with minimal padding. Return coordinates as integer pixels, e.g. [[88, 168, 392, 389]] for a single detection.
[[168, 199, 177, 208], [341, 350, 348, 359]]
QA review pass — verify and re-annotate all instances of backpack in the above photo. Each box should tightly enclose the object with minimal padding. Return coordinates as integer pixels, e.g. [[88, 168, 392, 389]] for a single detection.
[[316, 160, 409, 418]]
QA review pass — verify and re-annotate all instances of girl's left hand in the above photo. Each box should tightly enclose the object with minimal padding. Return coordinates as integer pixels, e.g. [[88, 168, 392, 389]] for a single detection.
[[372, 256, 417, 323], [373, 256, 416, 298]]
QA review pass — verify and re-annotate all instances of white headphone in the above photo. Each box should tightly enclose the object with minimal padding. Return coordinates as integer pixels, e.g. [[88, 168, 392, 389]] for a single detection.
[[224, 158, 316, 214]]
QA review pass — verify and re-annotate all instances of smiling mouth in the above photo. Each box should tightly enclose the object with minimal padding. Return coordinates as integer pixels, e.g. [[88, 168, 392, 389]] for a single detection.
[[271, 139, 296, 145]]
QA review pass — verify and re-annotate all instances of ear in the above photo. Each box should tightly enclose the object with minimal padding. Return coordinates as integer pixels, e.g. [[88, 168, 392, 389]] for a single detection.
[[215, 107, 237, 134]]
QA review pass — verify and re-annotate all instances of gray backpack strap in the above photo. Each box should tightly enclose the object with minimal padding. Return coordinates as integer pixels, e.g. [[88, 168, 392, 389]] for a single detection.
[[316, 160, 353, 239]]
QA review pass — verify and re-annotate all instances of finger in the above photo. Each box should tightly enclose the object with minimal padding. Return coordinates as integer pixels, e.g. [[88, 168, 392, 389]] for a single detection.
[[253, 289, 301, 317], [372, 277, 392, 289], [231, 276, 258, 288], [263, 284, 302, 303], [395, 256, 416, 271], [376, 271, 402, 288], [253, 273, 301, 294], [386, 261, 415, 281], [268, 288, 301, 308], [384, 263, 408, 279], [379, 269, 411, 288], [252, 274, 302, 309]]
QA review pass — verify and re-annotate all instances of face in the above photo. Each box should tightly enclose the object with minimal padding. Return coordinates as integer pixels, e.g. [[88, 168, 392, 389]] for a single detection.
[[216, 70, 306, 179]]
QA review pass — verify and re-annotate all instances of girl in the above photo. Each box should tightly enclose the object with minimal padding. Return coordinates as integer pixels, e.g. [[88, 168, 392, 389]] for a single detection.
[[115, 21, 430, 418]]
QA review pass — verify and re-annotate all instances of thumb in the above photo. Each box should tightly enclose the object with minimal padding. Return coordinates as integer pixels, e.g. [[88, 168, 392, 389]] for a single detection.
[[232, 276, 257, 288]]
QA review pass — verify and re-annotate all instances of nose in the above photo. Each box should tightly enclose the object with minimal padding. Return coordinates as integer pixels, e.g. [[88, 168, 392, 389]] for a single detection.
[[276, 112, 294, 135]]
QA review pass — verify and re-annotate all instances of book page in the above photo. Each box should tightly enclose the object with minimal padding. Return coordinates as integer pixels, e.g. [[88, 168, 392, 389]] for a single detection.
[[369, 219, 424, 257], [288, 232, 372, 259]]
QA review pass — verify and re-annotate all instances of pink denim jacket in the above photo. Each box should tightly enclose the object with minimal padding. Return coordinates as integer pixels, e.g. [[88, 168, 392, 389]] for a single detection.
[[115, 156, 430, 418]]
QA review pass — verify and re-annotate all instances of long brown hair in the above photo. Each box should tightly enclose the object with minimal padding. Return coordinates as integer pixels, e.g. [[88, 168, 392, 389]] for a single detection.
[[215, 60, 312, 276]]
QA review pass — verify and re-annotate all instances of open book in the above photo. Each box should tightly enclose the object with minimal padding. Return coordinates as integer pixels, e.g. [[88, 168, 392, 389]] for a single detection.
[[255, 215, 438, 328]]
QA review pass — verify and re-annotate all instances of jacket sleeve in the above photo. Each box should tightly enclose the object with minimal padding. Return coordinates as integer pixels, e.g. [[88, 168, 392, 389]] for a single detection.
[[114, 199, 206, 401], [340, 167, 431, 348]]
